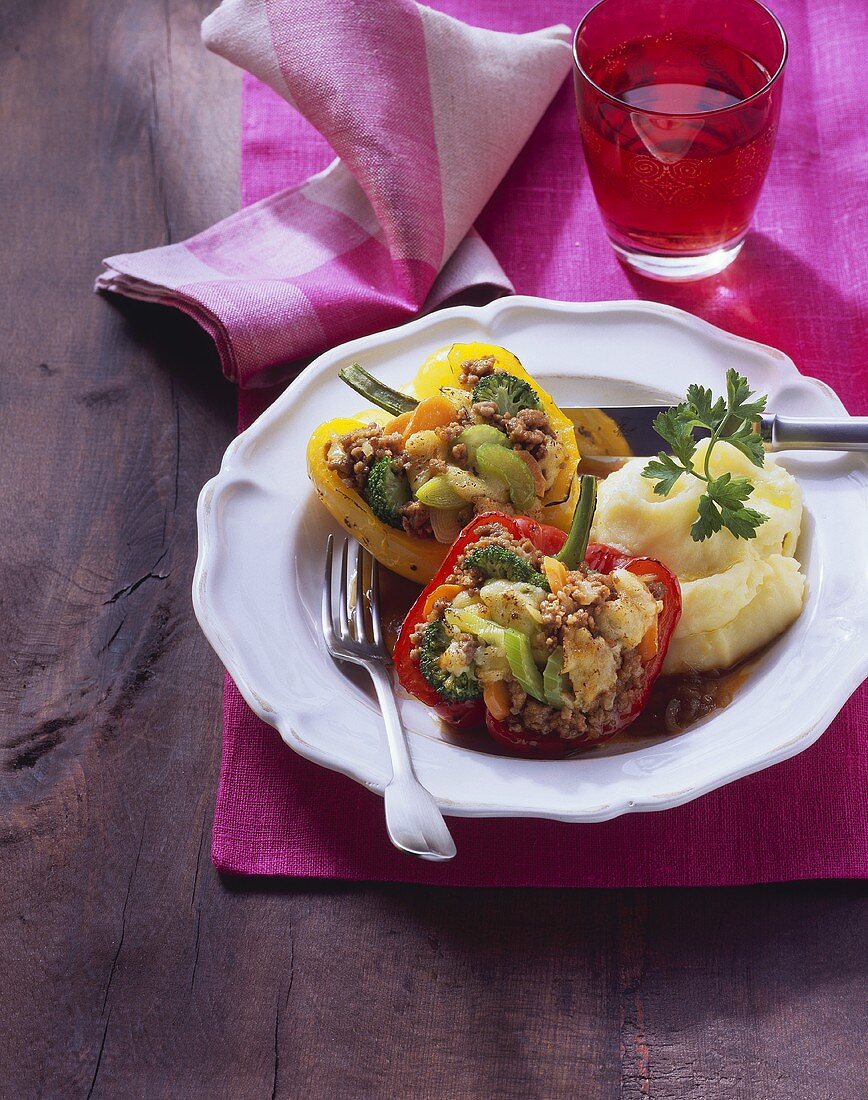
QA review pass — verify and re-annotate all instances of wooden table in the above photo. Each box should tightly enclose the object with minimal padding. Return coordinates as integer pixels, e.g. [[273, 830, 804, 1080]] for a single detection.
[[2, 2, 864, 1096]]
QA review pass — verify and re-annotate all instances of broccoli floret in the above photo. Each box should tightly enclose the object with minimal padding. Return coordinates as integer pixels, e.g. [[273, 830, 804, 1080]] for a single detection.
[[472, 372, 543, 418], [365, 457, 410, 529], [462, 545, 549, 589], [419, 619, 482, 702]]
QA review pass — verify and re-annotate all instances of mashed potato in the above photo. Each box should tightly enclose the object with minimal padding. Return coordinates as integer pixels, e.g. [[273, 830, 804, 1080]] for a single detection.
[[591, 441, 806, 673]]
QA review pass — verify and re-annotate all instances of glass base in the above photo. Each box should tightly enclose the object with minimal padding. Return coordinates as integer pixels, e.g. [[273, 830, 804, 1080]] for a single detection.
[[610, 234, 745, 282]]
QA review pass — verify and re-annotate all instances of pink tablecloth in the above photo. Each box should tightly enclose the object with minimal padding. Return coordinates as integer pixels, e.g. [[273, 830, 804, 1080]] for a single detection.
[[212, 0, 868, 884]]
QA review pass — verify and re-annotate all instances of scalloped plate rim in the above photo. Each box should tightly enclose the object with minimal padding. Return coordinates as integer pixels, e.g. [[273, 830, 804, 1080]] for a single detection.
[[193, 295, 868, 822]]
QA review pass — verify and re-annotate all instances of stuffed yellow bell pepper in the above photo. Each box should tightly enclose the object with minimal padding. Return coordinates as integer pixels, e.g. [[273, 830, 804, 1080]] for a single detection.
[[306, 342, 582, 583]]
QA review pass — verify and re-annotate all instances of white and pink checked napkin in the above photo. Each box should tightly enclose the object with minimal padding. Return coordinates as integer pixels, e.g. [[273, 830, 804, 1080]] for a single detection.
[[96, 0, 572, 386]]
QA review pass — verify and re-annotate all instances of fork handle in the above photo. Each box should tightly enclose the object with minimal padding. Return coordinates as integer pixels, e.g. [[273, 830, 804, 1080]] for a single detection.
[[367, 665, 419, 785], [367, 664, 456, 861]]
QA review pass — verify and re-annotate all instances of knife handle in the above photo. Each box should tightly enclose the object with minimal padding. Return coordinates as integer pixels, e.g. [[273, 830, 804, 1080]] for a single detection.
[[761, 414, 868, 452]]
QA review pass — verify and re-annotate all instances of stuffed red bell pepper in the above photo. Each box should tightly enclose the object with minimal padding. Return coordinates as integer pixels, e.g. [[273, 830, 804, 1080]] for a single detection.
[[393, 476, 682, 756]]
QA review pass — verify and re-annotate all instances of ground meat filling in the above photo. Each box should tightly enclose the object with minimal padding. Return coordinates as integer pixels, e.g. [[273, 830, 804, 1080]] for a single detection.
[[326, 423, 407, 491], [436, 419, 470, 445], [421, 529, 660, 745], [450, 442, 469, 467], [326, 421, 434, 536], [407, 620, 427, 662], [324, 365, 561, 537], [505, 409, 555, 461], [471, 400, 500, 422], [401, 499, 432, 538], [458, 356, 497, 387]]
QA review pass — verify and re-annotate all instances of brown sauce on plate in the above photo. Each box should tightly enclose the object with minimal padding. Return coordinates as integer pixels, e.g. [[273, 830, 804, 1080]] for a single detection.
[[612, 657, 758, 745]]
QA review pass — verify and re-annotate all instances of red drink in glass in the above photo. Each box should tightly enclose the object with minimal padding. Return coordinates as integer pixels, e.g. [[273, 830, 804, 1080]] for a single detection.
[[573, 0, 787, 281]]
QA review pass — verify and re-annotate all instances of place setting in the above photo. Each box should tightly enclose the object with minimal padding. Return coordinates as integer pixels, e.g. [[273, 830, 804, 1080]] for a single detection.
[[99, 0, 868, 883]]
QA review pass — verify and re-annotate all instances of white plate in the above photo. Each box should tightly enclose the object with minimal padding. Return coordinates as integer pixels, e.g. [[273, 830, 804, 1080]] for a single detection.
[[193, 297, 868, 822]]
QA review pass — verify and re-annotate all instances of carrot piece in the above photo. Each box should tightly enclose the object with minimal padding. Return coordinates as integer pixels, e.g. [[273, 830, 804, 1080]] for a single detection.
[[402, 394, 456, 438], [421, 583, 464, 620], [543, 555, 569, 594], [483, 680, 511, 721], [638, 620, 658, 662], [388, 410, 414, 435]]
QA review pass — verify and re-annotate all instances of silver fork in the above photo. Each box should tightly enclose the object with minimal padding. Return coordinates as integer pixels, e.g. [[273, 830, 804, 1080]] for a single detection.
[[322, 535, 457, 862]]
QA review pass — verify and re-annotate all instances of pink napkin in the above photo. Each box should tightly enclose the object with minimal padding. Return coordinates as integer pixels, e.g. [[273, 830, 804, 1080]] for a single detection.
[[96, 0, 574, 386], [210, 0, 868, 886]]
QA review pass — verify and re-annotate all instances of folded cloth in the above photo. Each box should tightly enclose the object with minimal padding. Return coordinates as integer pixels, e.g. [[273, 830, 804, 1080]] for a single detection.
[[95, 0, 573, 386]]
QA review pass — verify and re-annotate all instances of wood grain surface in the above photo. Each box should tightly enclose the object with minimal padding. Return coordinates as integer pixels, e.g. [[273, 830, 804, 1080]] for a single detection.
[[0, 2, 864, 1097]]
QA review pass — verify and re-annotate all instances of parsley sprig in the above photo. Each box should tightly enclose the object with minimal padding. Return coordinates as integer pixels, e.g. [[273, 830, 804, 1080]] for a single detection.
[[641, 370, 770, 542]]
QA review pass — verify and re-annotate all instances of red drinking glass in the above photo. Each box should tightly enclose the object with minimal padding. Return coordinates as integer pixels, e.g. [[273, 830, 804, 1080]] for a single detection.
[[573, 0, 787, 281]]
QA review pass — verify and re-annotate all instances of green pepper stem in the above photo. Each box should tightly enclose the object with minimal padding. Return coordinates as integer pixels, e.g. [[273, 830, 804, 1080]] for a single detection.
[[555, 474, 597, 569], [338, 363, 419, 417]]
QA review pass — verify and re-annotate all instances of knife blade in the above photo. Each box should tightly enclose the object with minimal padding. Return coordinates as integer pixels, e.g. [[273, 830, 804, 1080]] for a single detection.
[[562, 407, 868, 458]]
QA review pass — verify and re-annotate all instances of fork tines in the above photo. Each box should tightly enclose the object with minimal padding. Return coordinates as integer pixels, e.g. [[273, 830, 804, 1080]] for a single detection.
[[322, 535, 385, 659]]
